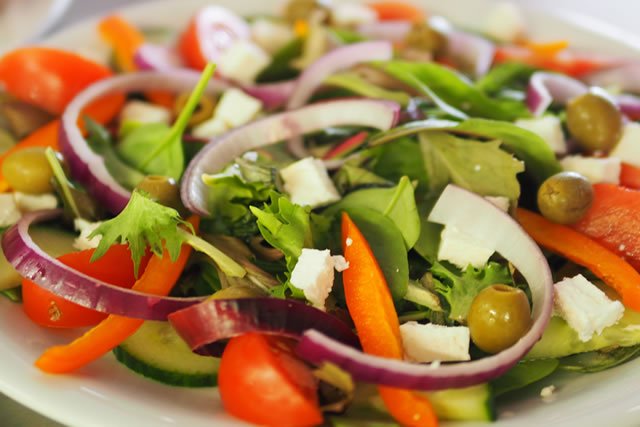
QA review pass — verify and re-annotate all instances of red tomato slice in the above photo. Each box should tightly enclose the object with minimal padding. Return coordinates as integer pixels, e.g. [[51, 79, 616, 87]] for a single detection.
[[573, 183, 640, 270], [218, 333, 323, 427], [369, 1, 426, 22], [178, 6, 250, 70], [620, 163, 640, 190], [0, 47, 114, 115], [22, 245, 148, 328]]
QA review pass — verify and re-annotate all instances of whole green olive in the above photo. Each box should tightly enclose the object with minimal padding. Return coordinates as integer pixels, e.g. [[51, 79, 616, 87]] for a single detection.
[[173, 93, 216, 127], [537, 171, 593, 224], [467, 284, 532, 354], [566, 91, 623, 152], [135, 175, 183, 211], [2, 147, 53, 194]]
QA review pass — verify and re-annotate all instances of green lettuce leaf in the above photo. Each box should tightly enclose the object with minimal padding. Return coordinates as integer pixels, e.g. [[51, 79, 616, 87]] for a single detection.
[[325, 72, 411, 106], [475, 62, 536, 95], [432, 261, 514, 322], [332, 164, 391, 194], [419, 131, 524, 200], [376, 60, 530, 120], [366, 137, 429, 194]]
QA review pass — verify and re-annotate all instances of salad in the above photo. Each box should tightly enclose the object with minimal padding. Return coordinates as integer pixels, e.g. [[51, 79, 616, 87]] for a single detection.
[[1, 0, 640, 426]]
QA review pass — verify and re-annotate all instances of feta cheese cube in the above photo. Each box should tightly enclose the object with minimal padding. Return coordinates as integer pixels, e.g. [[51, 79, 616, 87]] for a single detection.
[[280, 157, 341, 208], [120, 100, 171, 125], [13, 192, 58, 212], [192, 117, 228, 139], [611, 122, 640, 167], [331, 3, 377, 27], [560, 155, 621, 184], [484, 196, 510, 212], [554, 274, 624, 342], [483, 2, 526, 43], [0, 194, 20, 227], [218, 40, 270, 85], [515, 116, 567, 154], [400, 322, 470, 363], [73, 218, 103, 251], [251, 19, 294, 54], [290, 249, 344, 310], [214, 88, 263, 129], [437, 225, 494, 269]]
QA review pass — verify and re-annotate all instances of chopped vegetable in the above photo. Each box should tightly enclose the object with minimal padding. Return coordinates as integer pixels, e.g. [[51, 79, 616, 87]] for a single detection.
[[98, 15, 145, 72]]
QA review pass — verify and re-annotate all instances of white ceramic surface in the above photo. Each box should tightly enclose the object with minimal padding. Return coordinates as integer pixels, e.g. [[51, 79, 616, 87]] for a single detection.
[[2, 1, 640, 426]]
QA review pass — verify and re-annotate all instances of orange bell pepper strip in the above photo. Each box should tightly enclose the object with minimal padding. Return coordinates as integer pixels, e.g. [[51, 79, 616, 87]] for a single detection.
[[369, 1, 426, 22], [341, 213, 438, 427], [98, 15, 145, 73], [521, 40, 569, 57], [620, 163, 640, 190], [35, 217, 198, 373], [517, 208, 640, 311]]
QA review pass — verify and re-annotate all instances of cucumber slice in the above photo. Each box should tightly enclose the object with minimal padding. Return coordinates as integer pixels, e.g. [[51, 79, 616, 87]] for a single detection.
[[426, 383, 495, 422], [114, 321, 219, 387], [0, 226, 76, 291]]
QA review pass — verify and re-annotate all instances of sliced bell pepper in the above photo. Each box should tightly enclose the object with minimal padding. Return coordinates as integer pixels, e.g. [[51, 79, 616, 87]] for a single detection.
[[98, 15, 145, 73], [369, 1, 426, 22], [341, 213, 438, 426], [620, 163, 640, 190], [518, 208, 640, 311]]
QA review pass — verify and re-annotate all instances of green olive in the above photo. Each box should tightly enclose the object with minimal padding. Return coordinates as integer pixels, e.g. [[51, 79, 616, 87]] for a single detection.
[[566, 91, 623, 152], [208, 285, 266, 300], [2, 147, 53, 194], [173, 93, 216, 127], [135, 175, 183, 211], [404, 22, 446, 55], [537, 171, 593, 224], [467, 284, 532, 354]]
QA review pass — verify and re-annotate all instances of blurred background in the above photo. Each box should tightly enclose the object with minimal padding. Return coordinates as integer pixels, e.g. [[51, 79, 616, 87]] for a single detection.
[[0, 0, 637, 425]]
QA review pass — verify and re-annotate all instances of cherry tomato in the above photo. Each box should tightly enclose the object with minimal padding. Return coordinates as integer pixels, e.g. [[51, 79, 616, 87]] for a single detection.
[[0, 47, 114, 115], [218, 333, 323, 427]]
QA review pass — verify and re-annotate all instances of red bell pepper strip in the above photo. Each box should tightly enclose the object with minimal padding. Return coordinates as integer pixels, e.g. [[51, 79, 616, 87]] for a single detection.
[[98, 15, 145, 73], [369, 1, 426, 22], [620, 163, 640, 190]]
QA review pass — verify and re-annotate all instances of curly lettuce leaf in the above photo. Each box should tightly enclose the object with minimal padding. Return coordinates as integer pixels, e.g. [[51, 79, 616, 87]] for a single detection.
[[431, 261, 514, 322]]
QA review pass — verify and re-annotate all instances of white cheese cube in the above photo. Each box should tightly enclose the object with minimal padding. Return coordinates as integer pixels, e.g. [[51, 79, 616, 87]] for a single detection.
[[437, 225, 494, 269], [251, 19, 294, 54], [400, 322, 470, 363], [120, 100, 171, 125], [560, 155, 621, 184], [0, 194, 20, 227], [73, 218, 103, 251], [192, 117, 228, 139], [214, 88, 263, 129], [331, 3, 377, 27], [484, 196, 510, 212], [515, 116, 567, 155], [280, 157, 341, 208], [554, 274, 624, 342], [218, 40, 271, 85], [13, 192, 58, 212], [611, 122, 640, 167], [483, 2, 526, 43], [290, 249, 343, 310]]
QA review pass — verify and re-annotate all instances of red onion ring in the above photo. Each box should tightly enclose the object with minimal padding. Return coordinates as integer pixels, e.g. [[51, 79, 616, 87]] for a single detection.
[[181, 98, 401, 216], [190, 5, 250, 65], [585, 63, 640, 94], [1, 210, 204, 320], [286, 41, 393, 110], [168, 297, 359, 357], [356, 21, 411, 42], [134, 43, 185, 71], [446, 31, 495, 78], [526, 71, 587, 116], [296, 185, 554, 391], [60, 70, 228, 214], [242, 79, 297, 110]]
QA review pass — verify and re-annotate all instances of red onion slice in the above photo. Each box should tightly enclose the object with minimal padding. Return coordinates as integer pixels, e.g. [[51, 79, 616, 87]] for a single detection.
[[585, 63, 640, 93], [356, 21, 411, 42], [60, 70, 228, 214], [181, 98, 401, 216], [134, 43, 185, 71], [296, 185, 554, 391], [616, 94, 640, 120], [1, 210, 204, 320], [286, 41, 393, 110], [168, 297, 359, 357], [445, 31, 495, 78], [191, 6, 250, 65], [242, 79, 297, 110], [526, 71, 587, 116]]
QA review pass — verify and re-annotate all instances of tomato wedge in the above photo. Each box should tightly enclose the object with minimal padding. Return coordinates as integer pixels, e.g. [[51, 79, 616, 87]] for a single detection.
[[369, 1, 426, 22], [0, 47, 114, 115], [22, 245, 149, 328], [218, 333, 323, 427]]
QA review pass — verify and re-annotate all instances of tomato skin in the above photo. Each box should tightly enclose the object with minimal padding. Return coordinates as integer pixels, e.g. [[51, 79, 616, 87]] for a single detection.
[[178, 18, 208, 70], [0, 47, 114, 115], [573, 184, 640, 270], [369, 1, 426, 22], [620, 163, 640, 190], [22, 245, 148, 328], [218, 333, 323, 427]]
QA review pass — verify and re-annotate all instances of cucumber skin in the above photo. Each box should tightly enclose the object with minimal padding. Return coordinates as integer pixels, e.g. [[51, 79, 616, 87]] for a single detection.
[[113, 346, 217, 388], [427, 383, 496, 422]]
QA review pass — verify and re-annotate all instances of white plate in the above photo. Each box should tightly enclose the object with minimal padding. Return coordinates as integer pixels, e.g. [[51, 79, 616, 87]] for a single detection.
[[3, 0, 640, 426]]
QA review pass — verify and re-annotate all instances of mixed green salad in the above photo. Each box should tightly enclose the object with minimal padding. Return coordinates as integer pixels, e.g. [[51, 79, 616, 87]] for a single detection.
[[2, 1, 640, 426]]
